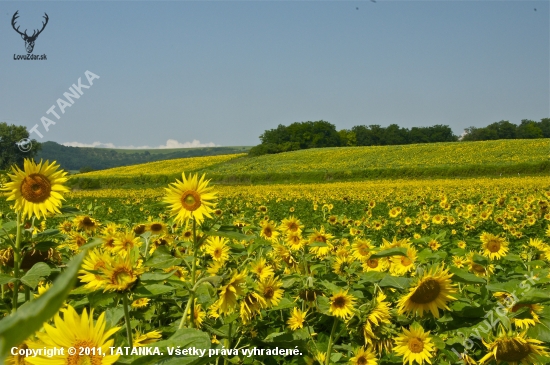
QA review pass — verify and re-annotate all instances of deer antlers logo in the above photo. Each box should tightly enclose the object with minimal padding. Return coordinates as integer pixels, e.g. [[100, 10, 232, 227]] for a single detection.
[[12, 11, 49, 54]]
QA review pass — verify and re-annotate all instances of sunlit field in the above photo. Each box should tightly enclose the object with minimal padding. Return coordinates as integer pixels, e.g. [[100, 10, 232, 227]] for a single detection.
[[1, 142, 550, 365]]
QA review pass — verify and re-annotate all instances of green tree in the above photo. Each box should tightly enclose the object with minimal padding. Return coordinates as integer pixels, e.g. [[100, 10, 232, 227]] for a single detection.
[[517, 119, 543, 139], [338, 129, 357, 146], [538, 118, 550, 138], [0, 122, 41, 170], [486, 120, 517, 139]]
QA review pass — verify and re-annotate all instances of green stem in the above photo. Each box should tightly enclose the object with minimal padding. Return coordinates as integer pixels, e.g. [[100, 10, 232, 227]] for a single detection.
[[325, 317, 339, 365], [122, 293, 133, 348], [224, 322, 233, 365], [179, 219, 199, 329], [12, 212, 21, 313]]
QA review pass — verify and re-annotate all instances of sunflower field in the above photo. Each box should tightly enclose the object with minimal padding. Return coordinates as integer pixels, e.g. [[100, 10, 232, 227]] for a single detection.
[[1, 150, 550, 365], [73, 139, 550, 186]]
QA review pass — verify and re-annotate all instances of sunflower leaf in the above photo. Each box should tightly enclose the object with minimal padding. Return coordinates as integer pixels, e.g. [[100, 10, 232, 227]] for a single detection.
[[369, 247, 407, 259], [0, 273, 16, 286], [516, 289, 550, 304], [378, 275, 411, 290], [205, 229, 251, 242], [20, 262, 51, 289], [133, 284, 175, 297], [471, 253, 488, 266], [0, 250, 85, 363], [144, 246, 181, 269], [527, 315, 550, 342], [448, 267, 486, 284]]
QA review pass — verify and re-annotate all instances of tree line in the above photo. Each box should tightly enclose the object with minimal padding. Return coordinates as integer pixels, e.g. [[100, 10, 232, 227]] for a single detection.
[[249, 118, 550, 156]]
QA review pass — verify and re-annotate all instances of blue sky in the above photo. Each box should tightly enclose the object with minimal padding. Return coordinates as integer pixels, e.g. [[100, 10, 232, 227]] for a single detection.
[[0, 1, 548, 148]]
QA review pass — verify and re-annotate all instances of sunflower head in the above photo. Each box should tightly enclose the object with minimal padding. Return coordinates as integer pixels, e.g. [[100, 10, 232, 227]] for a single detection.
[[397, 264, 457, 318], [393, 322, 435, 365], [164, 172, 217, 225], [479, 328, 549, 365], [25, 305, 120, 365], [3, 159, 68, 219], [329, 289, 356, 319]]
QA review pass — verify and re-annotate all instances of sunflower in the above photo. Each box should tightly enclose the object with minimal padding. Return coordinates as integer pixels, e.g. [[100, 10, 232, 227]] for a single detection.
[[65, 232, 89, 252], [216, 270, 246, 315], [428, 239, 441, 251], [281, 216, 304, 234], [148, 234, 174, 255], [329, 289, 356, 320], [362, 257, 389, 272], [112, 230, 142, 256], [257, 276, 284, 307], [452, 256, 467, 268], [133, 330, 162, 347], [364, 292, 392, 343], [480, 232, 509, 260], [240, 292, 267, 324], [260, 220, 280, 241], [397, 264, 457, 318], [6, 341, 34, 365], [349, 346, 378, 365], [390, 245, 417, 276], [332, 256, 354, 275], [479, 329, 549, 365], [467, 251, 495, 277], [205, 236, 230, 263], [25, 305, 120, 365], [133, 223, 146, 235], [78, 248, 111, 291], [352, 238, 374, 262], [287, 307, 307, 331], [164, 172, 217, 224], [58, 220, 73, 234], [188, 299, 206, 328], [393, 323, 435, 365], [3, 159, 68, 220], [102, 255, 143, 292], [147, 221, 168, 236], [382, 236, 410, 250], [285, 231, 305, 251], [494, 292, 543, 329], [74, 215, 100, 233], [207, 260, 224, 275], [99, 232, 116, 251], [308, 226, 334, 258], [250, 257, 274, 280], [131, 298, 150, 309]]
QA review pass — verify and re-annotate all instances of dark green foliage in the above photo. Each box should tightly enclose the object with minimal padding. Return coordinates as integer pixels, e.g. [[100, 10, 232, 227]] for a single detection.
[[252, 118, 549, 156], [462, 119, 549, 141], [36, 142, 251, 171], [250, 120, 342, 157], [352, 124, 458, 146], [250, 121, 460, 156], [0, 122, 41, 169]]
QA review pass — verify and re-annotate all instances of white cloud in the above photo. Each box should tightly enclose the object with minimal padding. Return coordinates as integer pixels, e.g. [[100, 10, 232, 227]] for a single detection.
[[62, 139, 218, 149]]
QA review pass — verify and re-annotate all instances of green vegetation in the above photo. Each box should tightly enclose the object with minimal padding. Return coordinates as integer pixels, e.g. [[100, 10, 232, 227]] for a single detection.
[[250, 118, 549, 156], [462, 119, 550, 141], [68, 139, 550, 188], [0, 122, 41, 169], [35, 141, 251, 171]]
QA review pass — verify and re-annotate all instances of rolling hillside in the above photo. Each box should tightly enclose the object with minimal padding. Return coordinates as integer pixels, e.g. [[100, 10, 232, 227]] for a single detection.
[[70, 139, 550, 188]]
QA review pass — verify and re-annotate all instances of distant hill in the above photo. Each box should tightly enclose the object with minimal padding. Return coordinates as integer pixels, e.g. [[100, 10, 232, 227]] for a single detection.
[[36, 141, 251, 171]]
